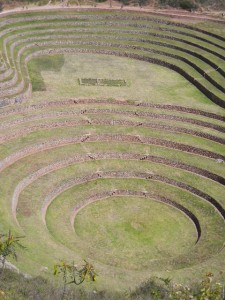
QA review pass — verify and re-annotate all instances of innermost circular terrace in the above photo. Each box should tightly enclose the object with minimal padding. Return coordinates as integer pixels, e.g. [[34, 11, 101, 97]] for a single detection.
[[74, 196, 197, 269]]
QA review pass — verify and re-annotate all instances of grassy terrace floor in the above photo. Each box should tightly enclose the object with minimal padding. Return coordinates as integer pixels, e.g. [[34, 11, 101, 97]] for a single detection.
[[0, 9, 225, 292]]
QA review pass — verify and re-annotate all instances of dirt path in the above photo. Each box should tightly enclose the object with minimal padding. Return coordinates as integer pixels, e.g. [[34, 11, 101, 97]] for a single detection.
[[0, 2, 225, 24]]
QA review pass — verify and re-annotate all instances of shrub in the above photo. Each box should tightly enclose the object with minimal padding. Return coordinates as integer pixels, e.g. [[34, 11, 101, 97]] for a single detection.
[[179, 0, 198, 10], [158, 0, 198, 9], [0, 0, 3, 12], [95, 0, 107, 3], [131, 273, 224, 300], [130, 278, 169, 299]]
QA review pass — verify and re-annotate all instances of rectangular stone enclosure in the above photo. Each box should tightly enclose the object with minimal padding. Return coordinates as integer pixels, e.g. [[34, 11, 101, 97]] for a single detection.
[[79, 78, 127, 87]]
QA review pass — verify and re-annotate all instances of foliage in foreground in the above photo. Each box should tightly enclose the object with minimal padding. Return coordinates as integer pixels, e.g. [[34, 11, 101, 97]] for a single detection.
[[0, 268, 224, 300], [54, 260, 97, 300], [0, 268, 121, 300], [130, 272, 224, 300]]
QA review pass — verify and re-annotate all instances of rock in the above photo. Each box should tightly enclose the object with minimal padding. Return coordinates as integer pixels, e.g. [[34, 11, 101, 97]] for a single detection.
[[0, 256, 19, 273], [216, 159, 224, 164], [40, 266, 49, 273], [23, 273, 32, 279]]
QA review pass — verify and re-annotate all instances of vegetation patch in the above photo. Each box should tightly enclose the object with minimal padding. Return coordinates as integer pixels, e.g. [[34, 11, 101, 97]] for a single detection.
[[28, 55, 65, 92]]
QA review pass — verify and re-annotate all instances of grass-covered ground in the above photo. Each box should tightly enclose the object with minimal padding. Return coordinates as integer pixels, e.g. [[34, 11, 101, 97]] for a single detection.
[[0, 9, 225, 295], [30, 53, 211, 107]]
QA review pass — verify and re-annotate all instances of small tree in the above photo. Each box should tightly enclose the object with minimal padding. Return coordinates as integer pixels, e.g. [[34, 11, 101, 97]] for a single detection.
[[54, 260, 97, 300], [0, 230, 25, 274]]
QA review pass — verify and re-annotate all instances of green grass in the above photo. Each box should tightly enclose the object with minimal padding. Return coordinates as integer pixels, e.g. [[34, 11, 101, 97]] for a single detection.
[[27, 55, 64, 91], [75, 197, 197, 258], [1, 9, 225, 294]]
